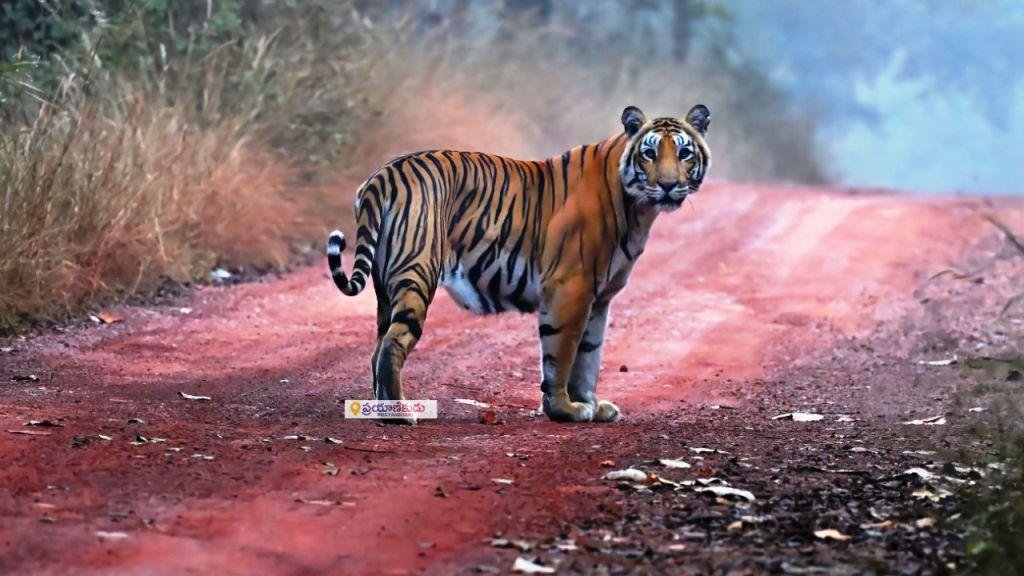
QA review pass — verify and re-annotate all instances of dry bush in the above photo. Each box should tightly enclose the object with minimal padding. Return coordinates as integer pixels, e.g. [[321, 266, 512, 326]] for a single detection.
[[0, 84, 300, 331]]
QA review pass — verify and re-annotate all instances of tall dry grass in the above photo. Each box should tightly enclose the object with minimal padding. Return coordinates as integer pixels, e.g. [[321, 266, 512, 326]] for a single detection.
[[0, 82, 301, 331], [0, 3, 378, 332]]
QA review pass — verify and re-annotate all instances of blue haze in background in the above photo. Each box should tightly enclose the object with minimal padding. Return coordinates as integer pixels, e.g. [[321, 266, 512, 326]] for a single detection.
[[725, 0, 1024, 194]]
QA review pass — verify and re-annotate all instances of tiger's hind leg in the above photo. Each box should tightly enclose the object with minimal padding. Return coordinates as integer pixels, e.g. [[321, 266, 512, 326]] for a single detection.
[[370, 272, 389, 400], [374, 268, 436, 422], [567, 301, 620, 422]]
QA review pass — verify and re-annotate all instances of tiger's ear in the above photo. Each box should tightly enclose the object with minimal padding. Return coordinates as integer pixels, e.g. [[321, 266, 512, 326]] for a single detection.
[[686, 104, 711, 135], [621, 106, 647, 137]]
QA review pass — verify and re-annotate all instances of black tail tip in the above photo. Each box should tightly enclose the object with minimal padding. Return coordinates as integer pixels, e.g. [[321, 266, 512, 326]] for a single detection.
[[327, 230, 346, 255]]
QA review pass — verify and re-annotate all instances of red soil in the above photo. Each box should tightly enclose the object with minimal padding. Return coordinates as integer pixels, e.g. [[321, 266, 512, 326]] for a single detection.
[[0, 183, 1018, 575]]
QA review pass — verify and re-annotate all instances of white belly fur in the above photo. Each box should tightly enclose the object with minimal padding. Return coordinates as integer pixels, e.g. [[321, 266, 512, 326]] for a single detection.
[[441, 263, 487, 315]]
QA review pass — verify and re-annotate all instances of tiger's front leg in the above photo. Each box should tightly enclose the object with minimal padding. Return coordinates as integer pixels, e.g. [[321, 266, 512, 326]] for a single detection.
[[567, 300, 621, 422], [538, 277, 596, 423]]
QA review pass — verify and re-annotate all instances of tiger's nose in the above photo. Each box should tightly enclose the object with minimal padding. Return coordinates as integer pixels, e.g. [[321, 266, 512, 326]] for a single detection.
[[658, 180, 677, 193]]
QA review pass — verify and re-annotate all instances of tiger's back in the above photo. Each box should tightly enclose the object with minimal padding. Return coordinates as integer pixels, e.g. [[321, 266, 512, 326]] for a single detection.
[[357, 140, 634, 316], [327, 104, 711, 423]]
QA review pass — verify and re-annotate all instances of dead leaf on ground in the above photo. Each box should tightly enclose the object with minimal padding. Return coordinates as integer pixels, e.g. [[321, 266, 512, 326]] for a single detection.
[[130, 435, 166, 445], [178, 392, 212, 401], [814, 528, 852, 541], [917, 356, 956, 366], [599, 459, 615, 468], [860, 520, 893, 530], [491, 537, 533, 552], [25, 419, 64, 428], [554, 539, 577, 551], [915, 517, 936, 528], [903, 467, 939, 481], [479, 409, 504, 425], [912, 488, 950, 502], [903, 415, 946, 426], [773, 412, 825, 422], [8, 429, 51, 436], [658, 458, 691, 469], [96, 531, 129, 541], [96, 313, 122, 324], [696, 486, 756, 502], [603, 468, 648, 483], [492, 478, 514, 485], [300, 499, 335, 506], [9, 374, 39, 382], [511, 557, 555, 574], [454, 398, 490, 408], [324, 437, 343, 445]]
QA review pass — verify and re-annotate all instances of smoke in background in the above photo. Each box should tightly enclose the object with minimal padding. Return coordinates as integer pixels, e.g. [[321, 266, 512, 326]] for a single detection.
[[345, 0, 826, 186], [724, 0, 1024, 195]]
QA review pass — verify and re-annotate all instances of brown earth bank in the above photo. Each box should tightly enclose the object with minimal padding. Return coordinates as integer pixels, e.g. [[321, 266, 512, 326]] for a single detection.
[[2, 182, 1023, 575]]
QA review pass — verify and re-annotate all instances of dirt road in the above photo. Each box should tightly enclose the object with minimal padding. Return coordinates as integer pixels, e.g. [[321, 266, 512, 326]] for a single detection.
[[2, 183, 1022, 575]]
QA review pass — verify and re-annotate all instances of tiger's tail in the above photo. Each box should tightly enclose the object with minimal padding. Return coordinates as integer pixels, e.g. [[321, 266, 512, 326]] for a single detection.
[[326, 227, 373, 296]]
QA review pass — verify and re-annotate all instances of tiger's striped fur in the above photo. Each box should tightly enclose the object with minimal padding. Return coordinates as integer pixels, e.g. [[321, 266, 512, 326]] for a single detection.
[[328, 105, 711, 422]]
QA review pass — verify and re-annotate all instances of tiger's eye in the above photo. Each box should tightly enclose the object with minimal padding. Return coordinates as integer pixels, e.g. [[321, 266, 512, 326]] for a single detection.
[[642, 148, 657, 161], [678, 148, 693, 161]]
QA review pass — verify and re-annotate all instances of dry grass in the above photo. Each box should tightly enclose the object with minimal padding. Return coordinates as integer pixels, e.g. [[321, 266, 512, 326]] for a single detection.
[[0, 83, 301, 331]]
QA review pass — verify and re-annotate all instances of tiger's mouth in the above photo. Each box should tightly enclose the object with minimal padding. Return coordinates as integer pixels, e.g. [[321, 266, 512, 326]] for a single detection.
[[641, 186, 691, 207], [656, 195, 685, 205], [654, 195, 686, 210]]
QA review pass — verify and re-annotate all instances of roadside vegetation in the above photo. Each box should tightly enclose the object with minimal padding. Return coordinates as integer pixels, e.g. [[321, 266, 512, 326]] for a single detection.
[[953, 219, 1024, 575], [0, 0, 825, 332]]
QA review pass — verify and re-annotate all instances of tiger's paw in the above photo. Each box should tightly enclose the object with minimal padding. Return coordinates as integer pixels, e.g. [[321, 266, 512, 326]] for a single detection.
[[594, 400, 621, 422], [542, 394, 595, 423]]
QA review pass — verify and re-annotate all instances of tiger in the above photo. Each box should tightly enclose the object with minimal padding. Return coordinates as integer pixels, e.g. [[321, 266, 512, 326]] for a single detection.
[[327, 104, 711, 423]]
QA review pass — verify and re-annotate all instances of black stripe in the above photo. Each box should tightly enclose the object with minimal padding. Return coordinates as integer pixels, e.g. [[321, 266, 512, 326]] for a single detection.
[[390, 308, 423, 340], [538, 324, 561, 337]]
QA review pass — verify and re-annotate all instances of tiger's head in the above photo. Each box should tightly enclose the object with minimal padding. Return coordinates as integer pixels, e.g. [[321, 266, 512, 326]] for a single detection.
[[618, 104, 711, 211]]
